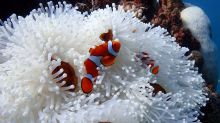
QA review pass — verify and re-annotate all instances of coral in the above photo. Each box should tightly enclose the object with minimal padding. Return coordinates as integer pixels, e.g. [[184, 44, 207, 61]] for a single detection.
[[0, 2, 207, 123], [151, 0, 201, 51], [181, 6, 218, 84], [120, 0, 157, 21]]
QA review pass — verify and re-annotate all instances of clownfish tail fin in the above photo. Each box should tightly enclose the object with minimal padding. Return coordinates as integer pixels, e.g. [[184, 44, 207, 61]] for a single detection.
[[81, 74, 94, 94]]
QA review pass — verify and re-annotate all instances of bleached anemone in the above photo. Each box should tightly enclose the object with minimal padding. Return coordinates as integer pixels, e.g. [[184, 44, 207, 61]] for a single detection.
[[0, 1, 208, 123]]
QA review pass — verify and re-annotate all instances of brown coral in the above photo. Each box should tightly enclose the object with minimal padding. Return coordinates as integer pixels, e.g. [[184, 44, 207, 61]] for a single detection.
[[151, 0, 201, 51]]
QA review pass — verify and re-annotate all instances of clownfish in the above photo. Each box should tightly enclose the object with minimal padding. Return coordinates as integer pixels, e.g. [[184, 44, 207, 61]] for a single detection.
[[81, 30, 121, 94], [135, 52, 159, 75], [135, 52, 166, 94]]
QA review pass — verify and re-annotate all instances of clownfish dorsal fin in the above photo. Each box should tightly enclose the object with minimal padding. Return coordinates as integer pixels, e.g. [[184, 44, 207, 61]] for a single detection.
[[100, 29, 113, 42]]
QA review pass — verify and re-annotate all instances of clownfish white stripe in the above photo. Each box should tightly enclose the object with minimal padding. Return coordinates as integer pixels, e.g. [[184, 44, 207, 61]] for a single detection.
[[85, 74, 94, 82], [108, 41, 117, 56], [88, 56, 102, 66]]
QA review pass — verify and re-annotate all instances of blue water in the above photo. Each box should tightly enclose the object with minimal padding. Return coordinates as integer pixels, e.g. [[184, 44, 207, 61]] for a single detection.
[[184, 0, 220, 93]]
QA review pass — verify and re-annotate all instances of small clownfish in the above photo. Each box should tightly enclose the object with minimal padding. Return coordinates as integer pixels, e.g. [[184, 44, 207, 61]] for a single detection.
[[135, 52, 166, 94], [135, 52, 159, 75], [81, 30, 121, 94]]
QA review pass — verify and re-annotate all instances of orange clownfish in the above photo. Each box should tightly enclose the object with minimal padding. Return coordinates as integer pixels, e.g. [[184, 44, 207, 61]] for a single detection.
[[135, 52, 159, 75], [81, 30, 121, 94], [135, 52, 166, 94]]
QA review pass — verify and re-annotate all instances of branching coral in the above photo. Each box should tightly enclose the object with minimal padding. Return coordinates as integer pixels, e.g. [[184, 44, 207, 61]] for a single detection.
[[0, 1, 208, 123]]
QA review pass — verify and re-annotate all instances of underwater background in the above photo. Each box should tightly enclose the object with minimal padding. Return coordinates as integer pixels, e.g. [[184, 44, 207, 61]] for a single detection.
[[0, 0, 219, 123], [184, 0, 220, 93]]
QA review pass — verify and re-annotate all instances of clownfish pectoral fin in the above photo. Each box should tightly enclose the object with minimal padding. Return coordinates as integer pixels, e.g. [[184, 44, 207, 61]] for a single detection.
[[100, 29, 113, 41], [151, 66, 159, 75], [81, 77, 93, 94]]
